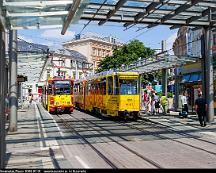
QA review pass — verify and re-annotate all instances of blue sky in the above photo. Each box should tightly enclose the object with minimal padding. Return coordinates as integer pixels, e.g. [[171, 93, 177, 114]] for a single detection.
[[18, 21, 178, 53]]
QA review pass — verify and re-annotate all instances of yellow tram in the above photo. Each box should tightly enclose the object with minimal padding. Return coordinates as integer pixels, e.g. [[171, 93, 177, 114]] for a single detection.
[[42, 77, 74, 113], [74, 71, 140, 119]]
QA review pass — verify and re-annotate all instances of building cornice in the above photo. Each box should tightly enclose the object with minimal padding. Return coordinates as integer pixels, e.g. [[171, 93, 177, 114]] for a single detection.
[[63, 37, 122, 47]]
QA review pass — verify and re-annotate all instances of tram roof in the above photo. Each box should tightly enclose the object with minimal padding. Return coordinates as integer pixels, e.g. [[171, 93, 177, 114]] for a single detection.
[[75, 71, 139, 83], [1, 0, 216, 33]]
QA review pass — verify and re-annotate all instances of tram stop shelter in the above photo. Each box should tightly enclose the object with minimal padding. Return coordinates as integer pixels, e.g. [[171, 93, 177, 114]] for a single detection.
[[1, 0, 216, 168]]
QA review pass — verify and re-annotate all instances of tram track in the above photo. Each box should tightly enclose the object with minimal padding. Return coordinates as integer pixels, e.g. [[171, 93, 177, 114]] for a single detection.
[[56, 113, 162, 168], [67, 113, 162, 168], [55, 114, 118, 169], [52, 109, 216, 168], [71, 109, 216, 157], [116, 118, 216, 156]]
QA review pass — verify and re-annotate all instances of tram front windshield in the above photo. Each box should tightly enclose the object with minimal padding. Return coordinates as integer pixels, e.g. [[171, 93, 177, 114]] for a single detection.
[[119, 78, 138, 95], [54, 81, 71, 95]]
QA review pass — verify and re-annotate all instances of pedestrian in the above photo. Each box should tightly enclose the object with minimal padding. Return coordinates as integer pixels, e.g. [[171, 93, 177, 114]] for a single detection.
[[181, 92, 188, 114], [151, 91, 159, 115], [143, 90, 149, 113], [154, 93, 160, 115], [195, 93, 207, 127], [28, 93, 33, 108], [160, 93, 168, 115]]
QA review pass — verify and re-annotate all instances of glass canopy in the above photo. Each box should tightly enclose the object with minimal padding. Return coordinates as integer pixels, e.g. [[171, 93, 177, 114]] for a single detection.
[[117, 55, 196, 74], [1, 0, 216, 32]]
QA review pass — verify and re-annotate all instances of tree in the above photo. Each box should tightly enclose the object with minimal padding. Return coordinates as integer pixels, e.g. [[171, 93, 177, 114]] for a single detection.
[[97, 40, 155, 72]]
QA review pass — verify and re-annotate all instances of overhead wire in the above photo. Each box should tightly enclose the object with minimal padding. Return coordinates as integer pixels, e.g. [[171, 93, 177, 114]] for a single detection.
[[125, 0, 191, 43], [78, 0, 109, 35]]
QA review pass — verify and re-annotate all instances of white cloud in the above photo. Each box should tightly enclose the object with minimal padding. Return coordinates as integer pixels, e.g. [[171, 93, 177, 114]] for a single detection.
[[41, 29, 75, 41], [166, 31, 177, 55]]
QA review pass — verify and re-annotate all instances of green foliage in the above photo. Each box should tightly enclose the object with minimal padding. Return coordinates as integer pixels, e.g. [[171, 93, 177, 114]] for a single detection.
[[97, 40, 155, 73]]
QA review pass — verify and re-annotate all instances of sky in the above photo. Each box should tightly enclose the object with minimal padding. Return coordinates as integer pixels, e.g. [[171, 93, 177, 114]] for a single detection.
[[18, 21, 178, 54]]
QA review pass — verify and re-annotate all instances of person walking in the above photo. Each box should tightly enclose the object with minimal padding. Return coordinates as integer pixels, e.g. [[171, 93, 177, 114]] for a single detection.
[[160, 93, 168, 115], [195, 93, 207, 127], [181, 92, 188, 116], [143, 90, 149, 113], [151, 92, 159, 115], [154, 93, 160, 115], [28, 93, 33, 108]]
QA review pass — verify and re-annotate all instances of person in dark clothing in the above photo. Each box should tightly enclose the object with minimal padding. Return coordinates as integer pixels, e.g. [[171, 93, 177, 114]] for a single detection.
[[195, 93, 207, 127]]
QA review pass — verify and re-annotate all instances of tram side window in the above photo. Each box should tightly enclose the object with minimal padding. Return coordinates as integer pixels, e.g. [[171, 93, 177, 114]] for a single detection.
[[108, 76, 113, 95], [74, 84, 78, 94], [101, 78, 106, 95], [48, 84, 52, 94], [114, 76, 119, 95], [80, 83, 83, 95]]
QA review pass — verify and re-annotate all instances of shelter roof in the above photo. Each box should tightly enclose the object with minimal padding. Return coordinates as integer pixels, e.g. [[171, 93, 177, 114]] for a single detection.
[[117, 55, 197, 74], [1, 0, 216, 33]]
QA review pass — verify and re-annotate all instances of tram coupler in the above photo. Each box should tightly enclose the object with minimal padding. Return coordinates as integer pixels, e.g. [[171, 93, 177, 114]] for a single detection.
[[124, 110, 133, 119], [57, 107, 64, 113]]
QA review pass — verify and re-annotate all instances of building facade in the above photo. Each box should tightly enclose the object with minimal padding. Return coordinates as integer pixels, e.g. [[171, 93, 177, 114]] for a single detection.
[[39, 47, 93, 82], [173, 27, 216, 112], [63, 34, 122, 71]]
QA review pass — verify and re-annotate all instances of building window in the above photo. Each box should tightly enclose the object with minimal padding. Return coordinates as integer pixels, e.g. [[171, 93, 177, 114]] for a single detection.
[[61, 60, 65, 67], [213, 33, 216, 46], [92, 48, 97, 56], [78, 62, 82, 69], [71, 60, 76, 68]]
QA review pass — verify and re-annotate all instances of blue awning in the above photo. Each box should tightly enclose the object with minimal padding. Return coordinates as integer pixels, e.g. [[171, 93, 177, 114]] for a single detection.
[[181, 74, 190, 83], [198, 74, 202, 81], [181, 73, 201, 83], [189, 74, 199, 82]]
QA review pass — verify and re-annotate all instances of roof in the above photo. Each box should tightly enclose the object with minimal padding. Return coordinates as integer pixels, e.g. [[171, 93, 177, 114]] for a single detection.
[[51, 47, 88, 62], [1, 0, 216, 33], [63, 33, 122, 46], [17, 39, 48, 53], [17, 40, 48, 83]]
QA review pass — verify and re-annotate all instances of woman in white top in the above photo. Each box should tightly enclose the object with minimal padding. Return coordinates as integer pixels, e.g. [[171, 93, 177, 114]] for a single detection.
[[181, 92, 188, 113]]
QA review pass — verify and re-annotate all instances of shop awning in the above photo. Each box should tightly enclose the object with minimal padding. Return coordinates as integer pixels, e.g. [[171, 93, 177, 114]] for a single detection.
[[181, 73, 202, 83]]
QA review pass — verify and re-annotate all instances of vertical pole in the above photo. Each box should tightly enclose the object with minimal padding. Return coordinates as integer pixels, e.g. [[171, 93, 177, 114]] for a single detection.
[[20, 82, 23, 109], [201, 33, 206, 99], [139, 74, 142, 111], [162, 40, 168, 96], [9, 30, 18, 132], [174, 68, 179, 111], [0, 28, 6, 168], [204, 9, 214, 122], [75, 60, 79, 80]]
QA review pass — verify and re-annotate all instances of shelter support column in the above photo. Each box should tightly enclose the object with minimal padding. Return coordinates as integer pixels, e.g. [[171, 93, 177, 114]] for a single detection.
[[174, 68, 179, 111], [204, 26, 214, 122], [9, 30, 18, 132], [161, 40, 168, 96], [0, 28, 6, 168]]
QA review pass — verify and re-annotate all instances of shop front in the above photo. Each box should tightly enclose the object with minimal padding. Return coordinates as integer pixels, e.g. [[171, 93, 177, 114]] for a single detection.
[[179, 62, 202, 112]]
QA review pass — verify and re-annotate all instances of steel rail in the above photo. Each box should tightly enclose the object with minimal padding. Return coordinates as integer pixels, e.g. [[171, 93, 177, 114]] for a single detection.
[[55, 114, 118, 169], [68, 113, 162, 168]]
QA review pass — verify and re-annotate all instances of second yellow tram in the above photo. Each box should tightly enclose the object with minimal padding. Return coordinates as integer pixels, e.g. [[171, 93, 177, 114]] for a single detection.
[[74, 71, 140, 119]]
